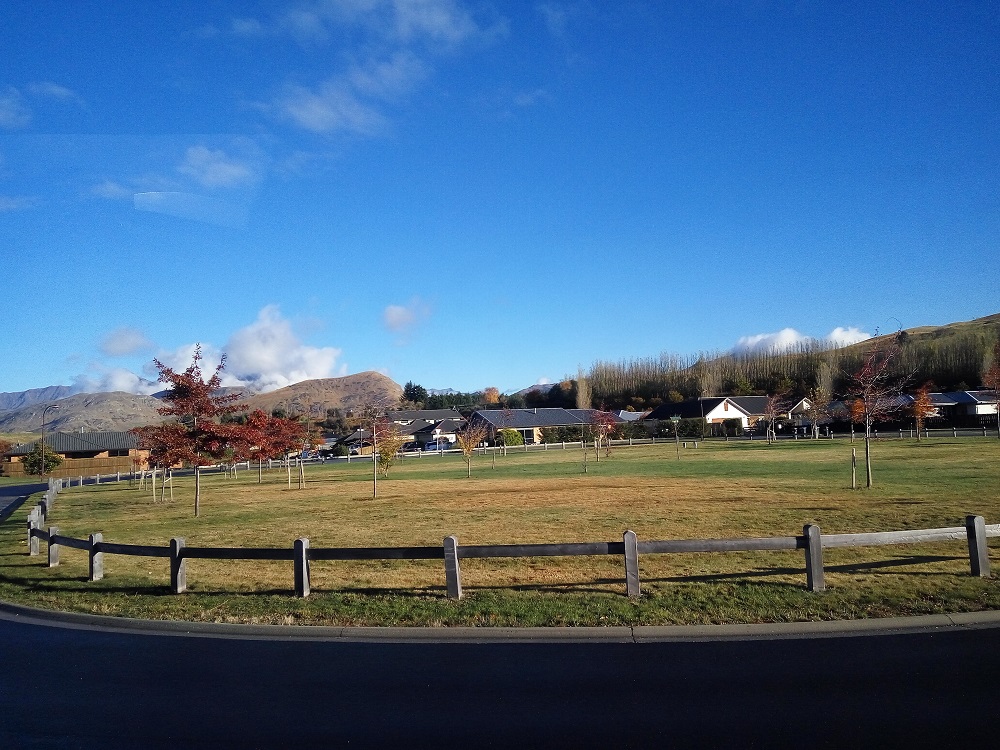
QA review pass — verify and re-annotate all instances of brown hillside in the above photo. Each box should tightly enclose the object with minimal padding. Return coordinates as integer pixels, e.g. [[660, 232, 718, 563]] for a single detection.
[[0, 392, 163, 434], [241, 371, 402, 418]]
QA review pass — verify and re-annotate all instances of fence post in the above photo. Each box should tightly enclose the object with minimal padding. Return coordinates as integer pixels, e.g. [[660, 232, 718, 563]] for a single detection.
[[89, 533, 103, 582], [624, 530, 640, 598], [803, 524, 825, 592], [966, 515, 990, 578], [170, 538, 186, 594], [48, 526, 60, 567], [28, 513, 39, 556], [444, 535, 462, 600], [294, 537, 311, 597]]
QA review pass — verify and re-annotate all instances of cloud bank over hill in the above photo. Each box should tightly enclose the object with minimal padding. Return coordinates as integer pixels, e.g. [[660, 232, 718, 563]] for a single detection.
[[733, 326, 871, 354], [69, 306, 344, 397], [151, 306, 345, 393]]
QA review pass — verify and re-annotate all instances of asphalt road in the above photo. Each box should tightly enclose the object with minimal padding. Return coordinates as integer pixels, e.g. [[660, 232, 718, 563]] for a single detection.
[[2, 610, 999, 749]]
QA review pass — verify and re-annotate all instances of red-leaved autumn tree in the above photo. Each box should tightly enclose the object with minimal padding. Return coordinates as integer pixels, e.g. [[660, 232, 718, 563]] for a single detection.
[[590, 410, 618, 460], [133, 346, 242, 516], [226, 409, 307, 484]]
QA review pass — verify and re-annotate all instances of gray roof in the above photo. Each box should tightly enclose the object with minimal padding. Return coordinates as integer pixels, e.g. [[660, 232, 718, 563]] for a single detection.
[[726, 396, 771, 415], [387, 408, 464, 423], [412, 418, 466, 436], [473, 408, 619, 430], [944, 390, 999, 404], [6, 431, 140, 456], [644, 398, 739, 421]]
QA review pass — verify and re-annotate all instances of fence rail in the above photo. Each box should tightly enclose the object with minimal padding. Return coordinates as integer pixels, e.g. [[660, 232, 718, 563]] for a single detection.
[[18, 475, 1000, 601]]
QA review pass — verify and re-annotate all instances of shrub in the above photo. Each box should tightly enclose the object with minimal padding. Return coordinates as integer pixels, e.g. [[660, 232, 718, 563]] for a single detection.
[[499, 428, 524, 446]]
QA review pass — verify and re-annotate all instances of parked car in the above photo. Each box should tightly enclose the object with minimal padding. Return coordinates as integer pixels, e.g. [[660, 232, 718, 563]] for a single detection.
[[423, 439, 452, 451]]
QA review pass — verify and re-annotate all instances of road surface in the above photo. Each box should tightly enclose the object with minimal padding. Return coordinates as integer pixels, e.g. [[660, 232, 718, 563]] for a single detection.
[[1, 606, 998, 748]]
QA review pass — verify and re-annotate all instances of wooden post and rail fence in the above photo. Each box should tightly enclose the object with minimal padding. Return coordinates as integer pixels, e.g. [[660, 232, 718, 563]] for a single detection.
[[24, 476, 998, 600]]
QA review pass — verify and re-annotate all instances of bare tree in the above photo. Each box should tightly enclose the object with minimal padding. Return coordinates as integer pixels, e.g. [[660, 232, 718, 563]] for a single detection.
[[982, 340, 1000, 439], [844, 332, 906, 488], [762, 392, 791, 444], [360, 396, 396, 498], [455, 417, 490, 477]]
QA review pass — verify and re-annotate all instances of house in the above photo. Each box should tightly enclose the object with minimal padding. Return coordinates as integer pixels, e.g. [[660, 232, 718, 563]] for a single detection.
[[941, 391, 998, 418], [893, 390, 998, 423], [728, 396, 814, 428], [643, 398, 752, 429], [385, 408, 466, 447], [471, 408, 625, 445], [1, 431, 149, 478]]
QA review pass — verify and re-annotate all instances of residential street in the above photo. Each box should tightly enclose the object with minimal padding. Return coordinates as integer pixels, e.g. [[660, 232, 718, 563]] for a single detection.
[[2, 607, 999, 748]]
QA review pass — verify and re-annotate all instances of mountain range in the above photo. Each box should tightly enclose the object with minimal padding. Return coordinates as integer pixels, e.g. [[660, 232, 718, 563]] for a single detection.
[[0, 372, 402, 435], [3, 313, 997, 436]]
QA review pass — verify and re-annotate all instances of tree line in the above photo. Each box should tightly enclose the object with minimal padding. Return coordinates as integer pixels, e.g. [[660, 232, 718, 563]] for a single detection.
[[586, 326, 1000, 411]]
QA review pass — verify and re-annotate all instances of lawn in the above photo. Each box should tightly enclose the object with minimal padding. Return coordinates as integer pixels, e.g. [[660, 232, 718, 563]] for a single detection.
[[2, 437, 999, 626]]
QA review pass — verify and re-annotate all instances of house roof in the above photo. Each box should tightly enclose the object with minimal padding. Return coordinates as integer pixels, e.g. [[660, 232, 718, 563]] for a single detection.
[[615, 410, 644, 422], [943, 390, 999, 404], [386, 408, 464, 423], [565, 409, 627, 424], [472, 408, 618, 430], [412, 418, 466, 436], [6, 431, 140, 456], [644, 398, 743, 421]]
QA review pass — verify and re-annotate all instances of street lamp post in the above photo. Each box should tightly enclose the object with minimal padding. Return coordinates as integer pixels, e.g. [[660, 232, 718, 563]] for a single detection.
[[671, 415, 681, 460], [41, 404, 60, 478]]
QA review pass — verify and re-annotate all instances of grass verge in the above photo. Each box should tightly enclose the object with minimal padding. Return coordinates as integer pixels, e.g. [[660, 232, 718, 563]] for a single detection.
[[2, 438, 999, 626]]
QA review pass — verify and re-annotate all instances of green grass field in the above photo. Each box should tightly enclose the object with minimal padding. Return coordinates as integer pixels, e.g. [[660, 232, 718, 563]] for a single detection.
[[2, 437, 999, 626]]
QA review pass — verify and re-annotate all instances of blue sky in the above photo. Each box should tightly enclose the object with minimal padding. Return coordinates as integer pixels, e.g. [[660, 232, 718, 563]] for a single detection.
[[2, 1, 998, 396]]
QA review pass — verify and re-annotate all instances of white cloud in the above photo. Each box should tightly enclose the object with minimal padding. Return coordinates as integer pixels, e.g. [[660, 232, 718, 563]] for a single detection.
[[0, 195, 36, 212], [222, 305, 343, 392], [244, 1, 499, 135], [133, 191, 248, 228], [72, 367, 160, 396], [535, 377, 551, 385], [239, 0, 487, 47], [734, 328, 808, 353], [826, 326, 871, 347], [349, 51, 428, 99], [277, 81, 385, 134], [100, 327, 153, 357], [512, 88, 548, 107], [230, 17, 266, 36], [734, 326, 872, 353], [383, 298, 430, 337], [537, 3, 570, 38], [0, 86, 31, 128], [77, 309, 345, 397], [27, 81, 85, 106], [89, 180, 132, 199], [178, 145, 257, 188], [392, 0, 480, 46]]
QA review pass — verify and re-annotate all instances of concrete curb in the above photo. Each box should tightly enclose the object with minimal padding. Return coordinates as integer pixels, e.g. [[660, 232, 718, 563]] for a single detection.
[[4, 598, 1000, 643]]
